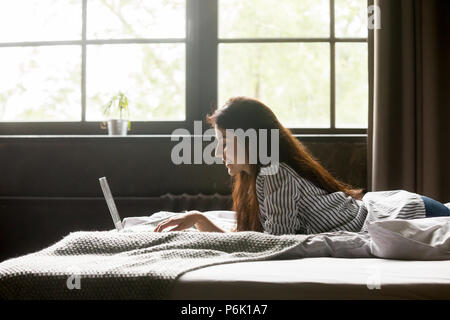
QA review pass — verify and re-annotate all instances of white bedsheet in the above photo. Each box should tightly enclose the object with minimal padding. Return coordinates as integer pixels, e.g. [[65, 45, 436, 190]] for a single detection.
[[170, 257, 450, 299]]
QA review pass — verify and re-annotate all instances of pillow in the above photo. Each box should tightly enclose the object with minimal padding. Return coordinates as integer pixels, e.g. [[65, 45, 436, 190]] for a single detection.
[[367, 217, 450, 260]]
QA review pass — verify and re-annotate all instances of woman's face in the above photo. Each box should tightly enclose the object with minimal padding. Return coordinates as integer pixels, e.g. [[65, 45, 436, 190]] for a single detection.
[[214, 125, 250, 176]]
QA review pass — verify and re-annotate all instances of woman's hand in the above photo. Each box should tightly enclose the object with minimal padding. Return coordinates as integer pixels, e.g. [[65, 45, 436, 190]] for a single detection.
[[154, 211, 202, 232], [154, 211, 227, 233]]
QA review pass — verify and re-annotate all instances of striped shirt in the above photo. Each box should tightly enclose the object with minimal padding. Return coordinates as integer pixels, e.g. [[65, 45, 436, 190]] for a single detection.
[[255, 162, 426, 235]]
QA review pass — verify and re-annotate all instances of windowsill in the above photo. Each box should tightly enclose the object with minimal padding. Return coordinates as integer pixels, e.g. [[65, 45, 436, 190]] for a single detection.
[[0, 134, 367, 142], [0, 134, 176, 138]]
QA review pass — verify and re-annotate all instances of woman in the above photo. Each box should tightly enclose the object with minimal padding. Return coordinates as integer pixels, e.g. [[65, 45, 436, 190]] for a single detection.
[[155, 97, 450, 234]]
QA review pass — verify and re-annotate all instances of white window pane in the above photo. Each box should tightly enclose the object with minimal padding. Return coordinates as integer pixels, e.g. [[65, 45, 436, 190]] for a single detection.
[[336, 43, 368, 128], [335, 0, 368, 38], [219, 0, 329, 38], [87, 0, 185, 39], [0, 0, 81, 42], [86, 44, 185, 121], [0, 46, 81, 121], [219, 43, 330, 128]]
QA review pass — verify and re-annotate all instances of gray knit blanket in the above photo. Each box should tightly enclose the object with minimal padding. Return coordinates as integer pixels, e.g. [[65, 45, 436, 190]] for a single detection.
[[0, 228, 372, 299]]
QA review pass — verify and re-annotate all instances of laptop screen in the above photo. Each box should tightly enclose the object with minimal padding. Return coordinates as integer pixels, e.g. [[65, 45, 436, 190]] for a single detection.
[[99, 177, 124, 231]]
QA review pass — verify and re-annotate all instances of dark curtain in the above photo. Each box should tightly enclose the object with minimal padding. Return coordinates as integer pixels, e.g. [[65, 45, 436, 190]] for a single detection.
[[368, 0, 450, 202]]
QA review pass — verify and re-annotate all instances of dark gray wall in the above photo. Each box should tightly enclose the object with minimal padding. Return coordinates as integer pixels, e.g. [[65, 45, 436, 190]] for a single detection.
[[0, 135, 367, 261]]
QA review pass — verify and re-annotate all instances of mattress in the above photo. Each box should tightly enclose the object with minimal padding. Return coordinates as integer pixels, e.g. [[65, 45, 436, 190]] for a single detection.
[[126, 210, 450, 300], [170, 257, 450, 299]]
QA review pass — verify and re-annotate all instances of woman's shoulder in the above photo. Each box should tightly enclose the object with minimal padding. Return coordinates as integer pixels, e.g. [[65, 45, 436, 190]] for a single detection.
[[258, 162, 298, 176], [257, 162, 327, 195], [257, 162, 301, 185]]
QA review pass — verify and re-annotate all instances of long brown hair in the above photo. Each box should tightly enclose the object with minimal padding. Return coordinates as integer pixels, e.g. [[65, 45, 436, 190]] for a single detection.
[[208, 96, 363, 232]]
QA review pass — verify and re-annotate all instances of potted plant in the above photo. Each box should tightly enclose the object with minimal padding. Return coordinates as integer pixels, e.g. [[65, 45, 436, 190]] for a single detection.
[[101, 91, 131, 136]]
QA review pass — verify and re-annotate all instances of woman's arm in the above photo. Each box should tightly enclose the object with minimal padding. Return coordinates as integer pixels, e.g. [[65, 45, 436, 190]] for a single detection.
[[154, 211, 227, 233], [193, 213, 226, 233], [261, 169, 305, 235]]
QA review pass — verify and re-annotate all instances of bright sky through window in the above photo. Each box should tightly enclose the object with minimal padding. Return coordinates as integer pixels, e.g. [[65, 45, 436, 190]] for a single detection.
[[0, 0, 367, 129], [0, 0, 185, 122]]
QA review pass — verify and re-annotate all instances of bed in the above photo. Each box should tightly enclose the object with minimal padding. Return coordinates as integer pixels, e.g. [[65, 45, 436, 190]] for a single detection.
[[170, 257, 450, 299], [1, 210, 449, 300], [152, 211, 450, 300]]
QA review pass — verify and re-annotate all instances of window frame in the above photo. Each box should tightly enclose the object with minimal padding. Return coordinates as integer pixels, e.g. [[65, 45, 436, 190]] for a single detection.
[[0, 0, 368, 135]]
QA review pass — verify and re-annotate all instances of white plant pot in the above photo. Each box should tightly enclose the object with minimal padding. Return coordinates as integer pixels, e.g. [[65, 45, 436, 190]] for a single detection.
[[107, 119, 128, 136]]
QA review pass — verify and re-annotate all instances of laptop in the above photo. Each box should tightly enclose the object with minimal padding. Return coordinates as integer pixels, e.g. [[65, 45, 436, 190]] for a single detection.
[[99, 177, 124, 231]]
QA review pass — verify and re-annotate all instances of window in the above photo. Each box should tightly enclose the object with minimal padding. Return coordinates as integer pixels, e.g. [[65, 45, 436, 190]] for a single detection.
[[0, 0, 368, 135], [218, 0, 368, 132], [0, 0, 187, 134]]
